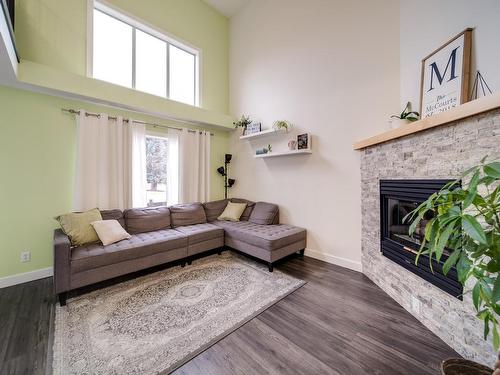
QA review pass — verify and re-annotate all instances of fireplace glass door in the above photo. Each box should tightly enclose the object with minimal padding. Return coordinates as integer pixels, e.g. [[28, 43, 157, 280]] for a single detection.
[[380, 180, 462, 298]]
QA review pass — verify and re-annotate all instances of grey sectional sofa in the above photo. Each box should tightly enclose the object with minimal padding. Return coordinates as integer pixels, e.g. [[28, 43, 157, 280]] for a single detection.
[[54, 198, 306, 306]]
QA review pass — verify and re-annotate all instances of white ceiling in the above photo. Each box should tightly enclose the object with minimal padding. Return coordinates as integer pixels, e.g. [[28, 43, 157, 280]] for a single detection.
[[203, 0, 249, 17]]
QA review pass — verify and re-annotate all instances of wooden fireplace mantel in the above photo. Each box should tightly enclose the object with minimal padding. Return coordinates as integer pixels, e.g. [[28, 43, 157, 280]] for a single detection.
[[353, 92, 500, 150]]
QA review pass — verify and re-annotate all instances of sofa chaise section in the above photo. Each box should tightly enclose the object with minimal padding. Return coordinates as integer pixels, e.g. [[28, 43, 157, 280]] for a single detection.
[[214, 220, 306, 271]]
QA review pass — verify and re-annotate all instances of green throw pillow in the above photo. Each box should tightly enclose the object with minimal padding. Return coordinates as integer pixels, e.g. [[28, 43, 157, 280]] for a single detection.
[[55, 208, 103, 246], [217, 202, 247, 222]]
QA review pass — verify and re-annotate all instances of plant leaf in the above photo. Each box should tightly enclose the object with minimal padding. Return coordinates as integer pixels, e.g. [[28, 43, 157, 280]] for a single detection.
[[463, 170, 480, 209], [435, 220, 457, 261], [484, 161, 500, 179], [456, 253, 471, 284], [407, 211, 424, 235], [459, 165, 480, 179], [425, 218, 436, 241], [494, 322, 500, 351], [400, 102, 410, 118], [492, 276, 500, 303], [487, 259, 500, 273], [472, 281, 481, 310], [442, 249, 461, 275], [484, 315, 490, 340], [462, 215, 487, 244]]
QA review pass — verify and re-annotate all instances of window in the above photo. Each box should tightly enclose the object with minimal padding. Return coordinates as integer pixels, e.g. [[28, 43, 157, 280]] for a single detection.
[[90, 1, 199, 106], [169, 44, 196, 105], [92, 9, 132, 87], [145, 135, 169, 207], [136, 30, 167, 97], [145, 134, 179, 207]]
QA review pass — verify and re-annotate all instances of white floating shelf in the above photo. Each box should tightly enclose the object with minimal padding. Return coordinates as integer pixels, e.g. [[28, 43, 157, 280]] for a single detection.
[[239, 128, 287, 140], [254, 149, 312, 158]]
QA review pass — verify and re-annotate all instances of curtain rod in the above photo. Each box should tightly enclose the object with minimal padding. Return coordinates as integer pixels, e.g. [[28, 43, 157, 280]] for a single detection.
[[61, 108, 214, 136]]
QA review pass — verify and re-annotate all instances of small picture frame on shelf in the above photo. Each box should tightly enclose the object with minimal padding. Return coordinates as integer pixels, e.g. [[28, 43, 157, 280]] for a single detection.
[[297, 133, 310, 149], [246, 122, 262, 135]]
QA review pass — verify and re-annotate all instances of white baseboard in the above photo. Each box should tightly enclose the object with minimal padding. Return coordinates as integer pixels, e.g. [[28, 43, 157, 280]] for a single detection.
[[0, 267, 53, 289], [304, 249, 362, 272]]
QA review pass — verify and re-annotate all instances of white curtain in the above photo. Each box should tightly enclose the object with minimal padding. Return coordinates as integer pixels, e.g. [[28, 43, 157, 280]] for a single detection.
[[178, 129, 211, 203], [73, 110, 147, 211], [166, 130, 180, 206], [130, 121, 147, 208]]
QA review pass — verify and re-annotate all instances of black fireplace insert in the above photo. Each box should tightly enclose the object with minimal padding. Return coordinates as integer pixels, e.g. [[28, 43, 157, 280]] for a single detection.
[[380, 179, 463, 299]]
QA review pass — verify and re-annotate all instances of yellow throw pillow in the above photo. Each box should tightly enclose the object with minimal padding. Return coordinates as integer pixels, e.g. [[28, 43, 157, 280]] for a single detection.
[[55, 208, 102, 246], [217, 202, 247, 222], [91, 220, 131, 246]]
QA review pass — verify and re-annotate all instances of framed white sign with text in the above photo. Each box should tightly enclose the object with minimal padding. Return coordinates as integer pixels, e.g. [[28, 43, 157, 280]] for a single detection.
[[420, 28, 472, 118]]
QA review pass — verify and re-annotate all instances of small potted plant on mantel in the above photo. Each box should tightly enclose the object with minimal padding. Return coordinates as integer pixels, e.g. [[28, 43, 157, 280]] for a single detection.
[[233, 115, 252, 135], [405, 157, 500, 375], [390, 101, 420, 129]]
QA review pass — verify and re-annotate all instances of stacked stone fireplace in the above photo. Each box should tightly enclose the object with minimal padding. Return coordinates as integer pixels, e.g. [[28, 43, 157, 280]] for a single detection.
[[360, 108, 500, 366]]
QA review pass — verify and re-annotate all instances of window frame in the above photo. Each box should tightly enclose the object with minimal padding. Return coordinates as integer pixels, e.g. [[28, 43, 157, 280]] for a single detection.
[[87, 0, 201, 107]]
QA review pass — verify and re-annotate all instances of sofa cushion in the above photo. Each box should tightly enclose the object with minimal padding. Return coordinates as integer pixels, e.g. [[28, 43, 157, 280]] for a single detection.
[[170, 202, 207, 228], [218, 202, 247, 222], [71, 229, 187, 273], [55, 208, 102, 246], [203, 199, 229, 222], [124, 207, 171, 234], [213, 221, 305, 251], [248, 202, 279, 225], [174, 223, 224, 245], [230, 198, 255, 221], [100, 209, 125, 229], [90, 220, 131, 246]]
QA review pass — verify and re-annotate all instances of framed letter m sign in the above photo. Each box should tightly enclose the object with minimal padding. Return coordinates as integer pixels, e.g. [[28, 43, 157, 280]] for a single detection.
[[420, 28, 473, 118]]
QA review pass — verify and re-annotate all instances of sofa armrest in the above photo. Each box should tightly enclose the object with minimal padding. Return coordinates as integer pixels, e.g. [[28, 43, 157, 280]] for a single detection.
[[53, 229, 71, 293]]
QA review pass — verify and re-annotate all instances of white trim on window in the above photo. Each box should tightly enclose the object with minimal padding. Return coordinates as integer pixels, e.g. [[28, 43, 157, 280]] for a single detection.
[[86, 0, 93, 77], [87, 0, 201, 106]]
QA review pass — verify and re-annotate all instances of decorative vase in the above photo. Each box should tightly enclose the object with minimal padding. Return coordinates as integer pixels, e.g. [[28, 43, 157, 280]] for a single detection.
[[389, 118, 410, 130], [255, 148, 268, 155], [440, 358, 493, 375]]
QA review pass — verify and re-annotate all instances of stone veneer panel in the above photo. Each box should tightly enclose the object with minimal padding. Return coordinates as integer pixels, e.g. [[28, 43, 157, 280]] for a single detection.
[[361, 109, 500, 366]]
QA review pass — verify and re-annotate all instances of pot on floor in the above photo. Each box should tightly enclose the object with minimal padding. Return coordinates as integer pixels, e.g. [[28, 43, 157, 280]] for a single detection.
[[441, 358, 493, 375]]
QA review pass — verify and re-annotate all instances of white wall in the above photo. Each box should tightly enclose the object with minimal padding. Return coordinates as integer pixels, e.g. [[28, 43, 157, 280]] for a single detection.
[[229, 0, 400, 270], [400, 0, 500, 109]]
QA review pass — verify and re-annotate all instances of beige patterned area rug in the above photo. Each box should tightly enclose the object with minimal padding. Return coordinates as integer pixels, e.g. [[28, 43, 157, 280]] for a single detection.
[[52, 252, 305, 374]]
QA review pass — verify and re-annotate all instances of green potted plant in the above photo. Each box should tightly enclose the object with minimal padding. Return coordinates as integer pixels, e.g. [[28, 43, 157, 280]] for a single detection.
[[273, 120, 292, 132], [390, 102, 420, 129], [405, 157, 500, 374], [233, 115, 252, 135]]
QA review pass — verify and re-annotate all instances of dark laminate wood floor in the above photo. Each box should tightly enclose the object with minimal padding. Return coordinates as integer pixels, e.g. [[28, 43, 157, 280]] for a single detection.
[[0, 255, 458, 375]]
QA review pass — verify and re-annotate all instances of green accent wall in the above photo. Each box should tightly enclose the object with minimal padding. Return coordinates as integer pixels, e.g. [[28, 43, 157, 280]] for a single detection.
[[0, 85, 230, 278], [15, 0, 229, 114], [1, 0, 231, 279]]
